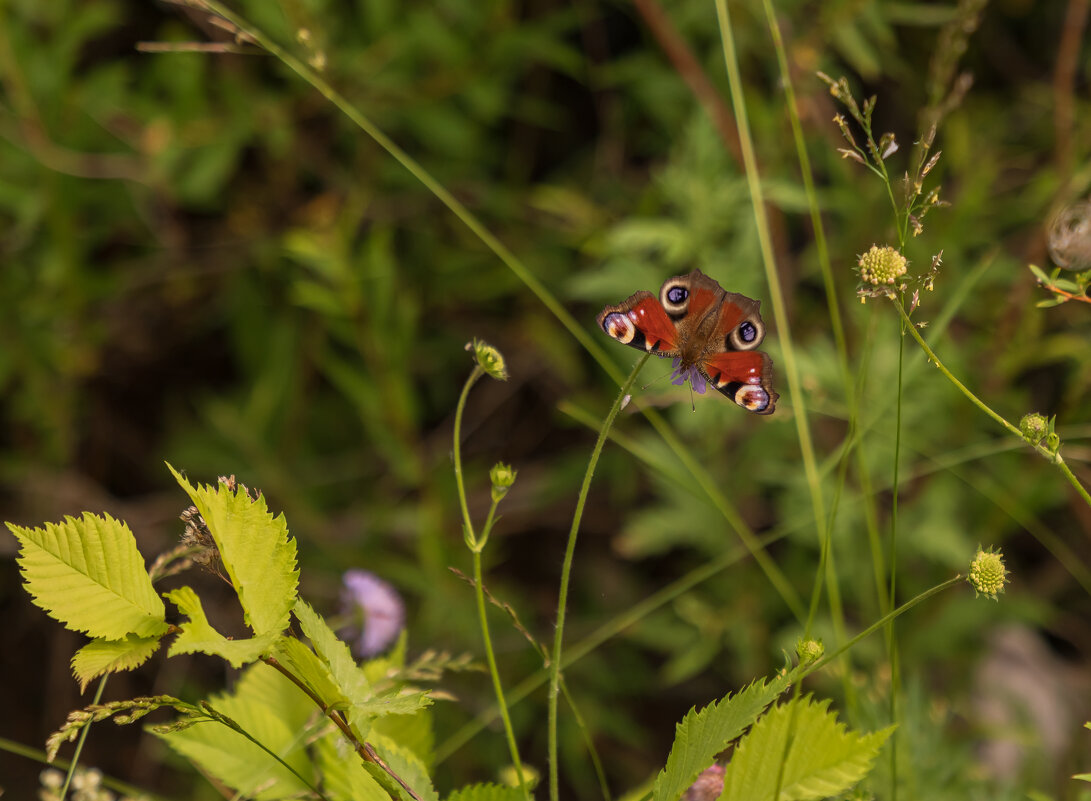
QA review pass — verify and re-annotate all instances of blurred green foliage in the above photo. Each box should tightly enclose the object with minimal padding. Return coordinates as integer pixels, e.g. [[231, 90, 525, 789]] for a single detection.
[[1, 0, 1089, 799]]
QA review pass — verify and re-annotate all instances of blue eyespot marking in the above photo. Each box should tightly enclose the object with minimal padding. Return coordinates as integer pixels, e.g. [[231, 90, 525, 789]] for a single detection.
[[739, 321, 757, 342], [666, 286, 688, 304]]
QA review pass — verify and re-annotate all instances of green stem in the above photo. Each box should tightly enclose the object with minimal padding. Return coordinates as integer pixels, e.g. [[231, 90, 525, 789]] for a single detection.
[[888, 308, 905, 801], [548, 355, 648, 801], [713, 0, 843, 645], [473, 546, 529, 799], [60, 677, 107, 801], [452, 366, 529, 799], [453, 367, 484, 549], [800, 575, 964, 682], [893, 300, 1091, 509]]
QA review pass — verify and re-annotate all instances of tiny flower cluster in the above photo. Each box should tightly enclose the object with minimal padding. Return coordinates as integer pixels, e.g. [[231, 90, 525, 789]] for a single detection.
[[859, 245, 907, 287], [467, 338, 508, 381], [1019, 412, 1061, 458], [968, 547, 1009, 600], [854, 246, 943, 310], [39, 767, 139, 801]]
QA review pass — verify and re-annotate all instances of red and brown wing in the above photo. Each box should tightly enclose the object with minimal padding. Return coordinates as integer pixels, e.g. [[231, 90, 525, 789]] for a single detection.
[[701, 351, 778, 415], [597, 291, 681, 356]]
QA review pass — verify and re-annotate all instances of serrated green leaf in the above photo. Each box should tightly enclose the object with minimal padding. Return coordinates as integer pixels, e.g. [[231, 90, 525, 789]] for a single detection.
[[166, 587, 277, 667], [156, 662, 316, 800], [71, 634, 163, 692], [446, 783, 526, 801], [373, 710, 435, 769], [295, 599, 372, 707], [168, 465, 299, 635], [358, 687, 433, 719], [269, 635, 351, 712], [368, 733, 439, 801], [652, 671, 796, 801], [316, 733, 389, 801], [7, 513, 168, 640], [720, 696, 893, 801]]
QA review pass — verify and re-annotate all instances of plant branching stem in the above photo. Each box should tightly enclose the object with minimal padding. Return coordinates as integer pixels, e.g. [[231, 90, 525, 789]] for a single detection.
[[548, 355, 648, 801], [261, 656, 421, 801], [893, 300, 1091, 509], [452, 366, 530, 799]]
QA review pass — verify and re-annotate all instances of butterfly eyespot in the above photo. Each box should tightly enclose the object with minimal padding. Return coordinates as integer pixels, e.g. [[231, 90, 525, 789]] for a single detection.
[[728, 317, 765, 350], [733, 385, 771, 413], [601, 311, 637, 344], [661, 282, 690, 314]]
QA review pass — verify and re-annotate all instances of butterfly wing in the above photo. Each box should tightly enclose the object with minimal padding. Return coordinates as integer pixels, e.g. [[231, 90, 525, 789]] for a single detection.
[[701, 351, 778, 414], [597, 291, 682, 356], [695, 277, 777, 414]]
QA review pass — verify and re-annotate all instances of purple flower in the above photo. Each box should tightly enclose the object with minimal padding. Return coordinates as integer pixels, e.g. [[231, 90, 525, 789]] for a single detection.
[[340, 569, 405, 658], [670, 358, 708, 394]]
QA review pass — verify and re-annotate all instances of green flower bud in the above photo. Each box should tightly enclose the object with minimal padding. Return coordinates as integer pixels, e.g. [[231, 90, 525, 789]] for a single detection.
[[1019, 412, 1049, 445], [796, 638, 825, 665], [858, 245, 908, 286], [499, 763, 539, 790], [968, 547, 1008, 600], [489, 462, 517, 503], [467, 339, 508, 381]]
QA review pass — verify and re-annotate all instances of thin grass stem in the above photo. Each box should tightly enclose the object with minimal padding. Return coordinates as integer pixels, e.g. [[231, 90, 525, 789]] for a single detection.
[[712, 0, 844, 648], [59, 677, 107, 801], [548, 354, 648, 801]]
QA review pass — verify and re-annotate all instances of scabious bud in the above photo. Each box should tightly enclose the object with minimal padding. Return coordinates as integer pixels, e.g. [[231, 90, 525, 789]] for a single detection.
[[467, 339, 508, 381], [1019, 412, 1049, 445], [968, 547, 1008, 600], [796, 638, 824, 665], [858, 245, 908, 286], [489, 462, 517, 503]]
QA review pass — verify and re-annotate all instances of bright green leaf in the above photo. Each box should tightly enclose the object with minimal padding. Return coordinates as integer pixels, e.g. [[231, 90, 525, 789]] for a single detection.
[[269, 636, 350, 712], [446, 783, 526, 801], [367, 733, 439, 801], [7, 513, 168, 640], [373, 710, 435, 769], [652, 671, 796, 801], [71, 634, 163, 692], [168, 465, 299, 635], [166, 587, 277, 668], [316, 733, 389, 801], [294, 600, 372, 707], [720, 696, 893, 801], [156, 663, 316, 800]]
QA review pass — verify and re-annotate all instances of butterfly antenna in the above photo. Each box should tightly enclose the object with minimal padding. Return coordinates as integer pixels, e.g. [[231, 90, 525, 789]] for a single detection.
[[641, 366, 677, 391]]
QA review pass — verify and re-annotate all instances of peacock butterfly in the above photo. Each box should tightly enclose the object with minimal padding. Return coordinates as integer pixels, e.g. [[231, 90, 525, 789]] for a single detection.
[[597, 269, 778, 414]]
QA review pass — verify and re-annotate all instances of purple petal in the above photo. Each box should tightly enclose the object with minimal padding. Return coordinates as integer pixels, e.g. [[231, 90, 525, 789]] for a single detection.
[[340, 569, 406, 658]]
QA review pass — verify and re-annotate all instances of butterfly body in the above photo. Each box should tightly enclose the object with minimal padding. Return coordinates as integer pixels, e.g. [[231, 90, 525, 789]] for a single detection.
[[597, 269, 778, 414]]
